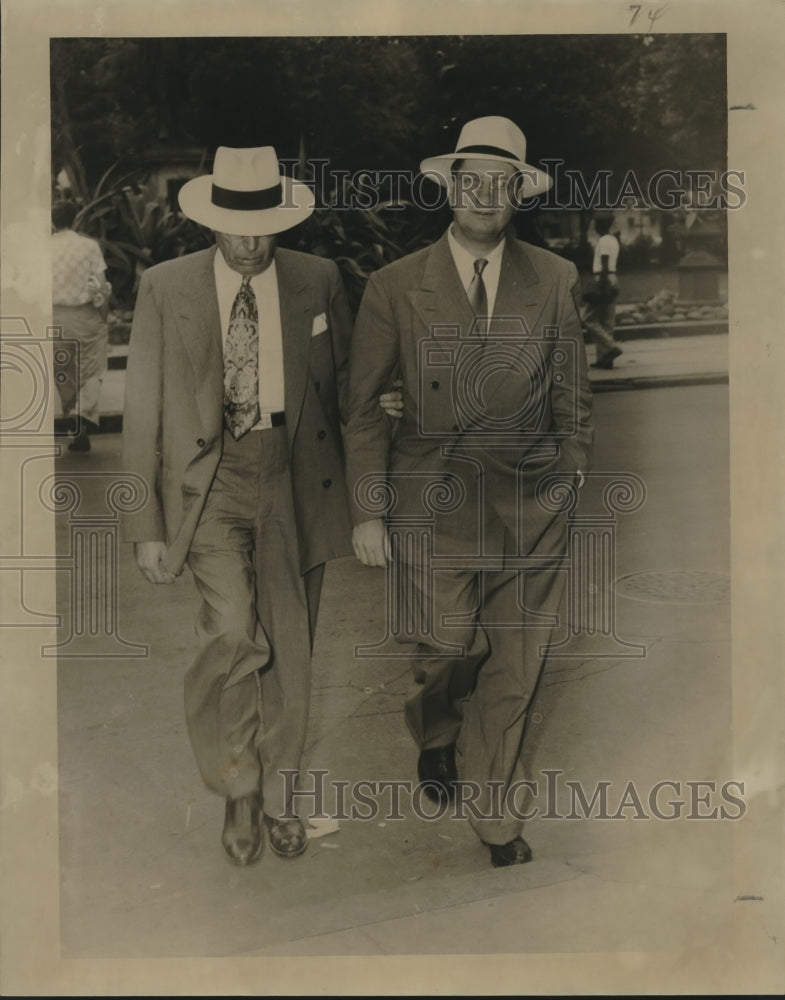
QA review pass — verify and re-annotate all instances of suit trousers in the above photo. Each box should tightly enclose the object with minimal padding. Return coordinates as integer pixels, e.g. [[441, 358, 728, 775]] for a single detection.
[[53, 303, 108, 428], [583, 296, 620, 364], [402, 508, 567, 845], [184, 425, 323, 816]]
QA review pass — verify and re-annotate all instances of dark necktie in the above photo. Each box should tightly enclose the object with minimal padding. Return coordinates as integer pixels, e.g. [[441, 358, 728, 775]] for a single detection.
[[223, 276, 261, 439], [467, 257, 488, 335]]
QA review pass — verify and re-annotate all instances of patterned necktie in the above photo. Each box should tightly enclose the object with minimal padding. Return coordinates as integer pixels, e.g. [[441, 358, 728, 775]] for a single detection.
[[223, 276, 261, 439], [467, 257, 488, 335]]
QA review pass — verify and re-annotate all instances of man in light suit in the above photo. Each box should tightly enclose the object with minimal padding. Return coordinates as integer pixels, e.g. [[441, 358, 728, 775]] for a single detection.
[[122, 146, 353, 866], [344, 118, 593, 866]]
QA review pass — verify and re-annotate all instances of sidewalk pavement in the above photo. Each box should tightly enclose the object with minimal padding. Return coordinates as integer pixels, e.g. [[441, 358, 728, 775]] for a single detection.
[[52, 381, 779, 992], [586, 332, 728, 392], [53, 333, 730, 430]]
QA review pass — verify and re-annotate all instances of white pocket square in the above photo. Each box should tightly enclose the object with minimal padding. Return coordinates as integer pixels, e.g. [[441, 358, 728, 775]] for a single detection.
[[312, 313, 328, 336]]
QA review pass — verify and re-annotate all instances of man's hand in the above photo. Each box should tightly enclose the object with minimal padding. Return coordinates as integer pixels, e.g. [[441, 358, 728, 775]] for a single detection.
[[134, 541, 175, 585], [352, 518, 390, 567], [379, 378, 403, 420]]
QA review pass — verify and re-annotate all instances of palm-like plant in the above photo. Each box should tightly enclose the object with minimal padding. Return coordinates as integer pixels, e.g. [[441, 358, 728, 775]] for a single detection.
[[63, 162, 211, 310]]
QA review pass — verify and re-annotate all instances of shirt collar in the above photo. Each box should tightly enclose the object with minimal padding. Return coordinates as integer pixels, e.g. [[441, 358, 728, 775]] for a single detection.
[[447, 225, 506, 270]]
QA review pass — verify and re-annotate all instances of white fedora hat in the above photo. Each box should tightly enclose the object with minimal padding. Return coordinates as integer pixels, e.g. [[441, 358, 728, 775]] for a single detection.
[[178, 146, 315, 236], [420, 116, 552, 199]]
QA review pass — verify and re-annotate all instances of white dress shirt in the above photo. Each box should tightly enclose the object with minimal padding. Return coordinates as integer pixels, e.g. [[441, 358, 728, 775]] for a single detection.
[[214, 248, 285, 420], [593, 233, 619, 274], [447, 226, 506, 317]]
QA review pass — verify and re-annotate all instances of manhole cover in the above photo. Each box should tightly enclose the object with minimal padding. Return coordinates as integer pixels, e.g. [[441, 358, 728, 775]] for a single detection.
[[614, 569, 730, 604]]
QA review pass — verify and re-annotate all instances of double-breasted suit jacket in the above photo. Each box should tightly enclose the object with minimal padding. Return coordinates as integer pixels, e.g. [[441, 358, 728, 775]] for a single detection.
[[344, 230, 594, 557], [121, 245, 354, 573]]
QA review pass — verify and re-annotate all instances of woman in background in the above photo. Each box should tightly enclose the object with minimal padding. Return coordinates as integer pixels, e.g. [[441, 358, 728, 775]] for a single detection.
[[51, 200, 111, 452]]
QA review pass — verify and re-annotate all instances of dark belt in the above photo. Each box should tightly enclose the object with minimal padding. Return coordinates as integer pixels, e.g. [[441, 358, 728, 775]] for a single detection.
[[254, 411, 285, 430]]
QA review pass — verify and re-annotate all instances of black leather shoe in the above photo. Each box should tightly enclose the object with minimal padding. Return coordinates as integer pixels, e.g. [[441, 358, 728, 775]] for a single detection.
[[590, 346, 622, 370], [263, 813, 308, 858], [221, 792, 263, 866], [485, 836, 533, 868], [417, 744, 457, 804], [67, 429, 91, 452]]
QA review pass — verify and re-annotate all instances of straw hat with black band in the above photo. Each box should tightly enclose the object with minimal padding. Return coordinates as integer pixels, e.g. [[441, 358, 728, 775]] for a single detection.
[[420, 116, 552, 199], [178, 145, 314, 236]]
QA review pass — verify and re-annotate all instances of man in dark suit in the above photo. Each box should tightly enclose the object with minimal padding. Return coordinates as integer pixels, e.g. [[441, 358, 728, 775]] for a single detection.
[[122, 146, 353, 866], [344, 117, 593, 867]]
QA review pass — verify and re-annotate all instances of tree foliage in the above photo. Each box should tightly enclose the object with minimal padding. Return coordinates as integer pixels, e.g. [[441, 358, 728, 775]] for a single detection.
[[51, 34, 726, 192], [50, 34, 727, 306]]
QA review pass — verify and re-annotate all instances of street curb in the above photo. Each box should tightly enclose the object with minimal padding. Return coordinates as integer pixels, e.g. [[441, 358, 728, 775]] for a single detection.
[[54, 414, 124, 435], [589, 372, 729, 393], [614, 319, 728, 341], [104, 319, 729, 370]]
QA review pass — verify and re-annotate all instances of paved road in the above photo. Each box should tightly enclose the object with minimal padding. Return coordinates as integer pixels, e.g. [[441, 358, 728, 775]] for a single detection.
[[55, 384, 739, 966]]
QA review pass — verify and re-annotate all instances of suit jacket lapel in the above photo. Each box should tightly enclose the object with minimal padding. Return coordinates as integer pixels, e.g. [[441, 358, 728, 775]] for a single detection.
[[275, 248, 312, 440], [473, 235, 556, 420], [407, 230, 550, 341], [407, 232, 477, 338], [174, 246, 223, 434], [492, 232, 551, 338], [480, 235, 560, 416]]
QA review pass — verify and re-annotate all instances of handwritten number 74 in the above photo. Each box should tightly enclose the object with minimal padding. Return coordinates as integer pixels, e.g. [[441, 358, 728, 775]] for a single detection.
[[628, 4, 667, 30]]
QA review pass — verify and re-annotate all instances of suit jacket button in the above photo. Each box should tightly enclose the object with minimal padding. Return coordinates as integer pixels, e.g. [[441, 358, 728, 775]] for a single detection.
[[317, 430, 326, 440], [314, 380, 321, 391], [322, 478, 332, 488], [452, 424, 460, 432], [431, 380, 440, 389], [197, 438, 206, 448]]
